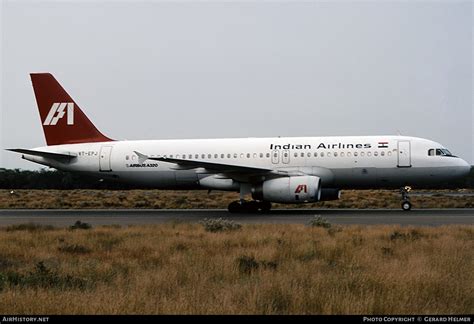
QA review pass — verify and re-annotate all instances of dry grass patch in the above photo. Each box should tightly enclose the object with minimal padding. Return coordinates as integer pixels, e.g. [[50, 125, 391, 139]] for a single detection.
[[1, 189, 473, 209], [0, 223, 472, 314]]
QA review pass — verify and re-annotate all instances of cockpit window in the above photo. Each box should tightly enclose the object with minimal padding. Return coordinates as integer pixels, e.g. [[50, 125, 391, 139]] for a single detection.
[[429, 148, 456, 157], [442, 149, 453, 156], [434, 148, 455, 157]]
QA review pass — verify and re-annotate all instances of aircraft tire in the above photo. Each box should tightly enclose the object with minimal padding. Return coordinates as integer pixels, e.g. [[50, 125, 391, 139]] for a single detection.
[[228, 201, 242, 213], [245, 201, 260, 213], [259, 201, 272, 213], [401, 201, 412, 211]]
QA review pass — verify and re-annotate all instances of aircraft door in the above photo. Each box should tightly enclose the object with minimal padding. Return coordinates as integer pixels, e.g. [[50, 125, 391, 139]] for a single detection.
[[99, 146, 113, 172], [397, 141, 411, 167], [282, 150, 290, 164], [271, 150, 280, 164]]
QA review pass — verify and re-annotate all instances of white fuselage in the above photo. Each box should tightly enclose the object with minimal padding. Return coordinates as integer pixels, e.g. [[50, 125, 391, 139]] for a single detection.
[[22, 135, 470, 190]]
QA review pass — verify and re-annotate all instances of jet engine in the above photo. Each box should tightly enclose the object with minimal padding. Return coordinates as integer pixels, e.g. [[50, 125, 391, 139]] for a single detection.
[[199, 175, 239, 191], [252, 176, 321, 203]]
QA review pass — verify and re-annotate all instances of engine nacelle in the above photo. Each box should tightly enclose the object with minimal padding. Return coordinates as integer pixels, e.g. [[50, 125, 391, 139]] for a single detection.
[[199, 175, 240, 191], [252, 176, 321, 203]]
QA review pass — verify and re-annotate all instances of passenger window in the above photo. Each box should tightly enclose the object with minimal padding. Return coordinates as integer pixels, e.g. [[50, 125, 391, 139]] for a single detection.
[[284, 152, 288, 157], [387, 151, 392, 156], [259, 153, 263, 158], [201, 154, 205, 159], [381, 151, 385, 156], [195, 154, 198, 159], [253, 153, 257, 158], [170, 155, 173, 158], [240, 153, 244, 158], [367, 152, 371, 157], [234, 153, 238, 158], [428, 149, 435, 156], [126, 155, 129, 160], [294, 152, 298, 158], [314, 152, 318, 157], [327, 152, 331, 157], [227, 154, 231, 158], [354, 152, 358, 157], [347, 152, 351, 157], [246, 153, 250, 158], [334, 152, 338, 157], [374, 152, 378, 157], [307, 152, 311, 157], [300, 152, 304, 158], [340, 152, 344, 157], [320, 152, 325, 157], [360, 152, 365, 157], [266, 153, 270, 158], [208, 154, 212, 159], [221, 154, 224, 159]]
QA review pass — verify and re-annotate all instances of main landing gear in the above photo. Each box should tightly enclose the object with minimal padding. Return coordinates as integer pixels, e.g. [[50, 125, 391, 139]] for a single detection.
[[228, 183, 272, 213], [227, 200, 272, 213], [400, 186, 412, 211]]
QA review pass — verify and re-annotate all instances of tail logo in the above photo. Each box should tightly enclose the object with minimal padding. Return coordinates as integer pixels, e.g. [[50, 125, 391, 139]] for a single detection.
[[43, 103, 74, 126]]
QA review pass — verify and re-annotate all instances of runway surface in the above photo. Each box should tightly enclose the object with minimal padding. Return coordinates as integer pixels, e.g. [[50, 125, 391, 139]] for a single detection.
[[0, 209, 473, 226]]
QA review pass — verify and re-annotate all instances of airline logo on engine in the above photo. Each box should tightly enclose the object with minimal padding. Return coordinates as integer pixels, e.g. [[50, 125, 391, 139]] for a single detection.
[[43, 103, 74, 126], [295, 184, 307, 194]]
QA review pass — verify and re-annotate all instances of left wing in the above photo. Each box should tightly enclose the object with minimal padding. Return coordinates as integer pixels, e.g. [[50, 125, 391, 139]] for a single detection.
[[134, 151, 273, 174]]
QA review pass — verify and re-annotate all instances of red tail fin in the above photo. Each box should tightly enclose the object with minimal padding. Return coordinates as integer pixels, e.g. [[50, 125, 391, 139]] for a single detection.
[[30, 73, 113, 146]]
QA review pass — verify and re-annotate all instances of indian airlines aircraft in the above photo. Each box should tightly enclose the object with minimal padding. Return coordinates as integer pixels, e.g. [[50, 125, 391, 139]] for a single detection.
[[7, 73, 471, 212]]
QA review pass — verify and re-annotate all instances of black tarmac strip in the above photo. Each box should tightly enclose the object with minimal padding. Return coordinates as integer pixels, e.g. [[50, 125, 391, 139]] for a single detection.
[[0, 209, 473, 227]]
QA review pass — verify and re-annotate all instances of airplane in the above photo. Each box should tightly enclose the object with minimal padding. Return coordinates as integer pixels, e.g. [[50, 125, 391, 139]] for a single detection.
[[7, 73, 471, 212]]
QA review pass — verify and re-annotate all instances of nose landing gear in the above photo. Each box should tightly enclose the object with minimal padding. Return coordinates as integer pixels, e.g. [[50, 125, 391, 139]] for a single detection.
[[400, 186, 412, 211]]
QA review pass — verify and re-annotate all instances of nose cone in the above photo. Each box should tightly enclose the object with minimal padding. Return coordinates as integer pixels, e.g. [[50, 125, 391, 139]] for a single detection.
[[457, 158, 471, 178]]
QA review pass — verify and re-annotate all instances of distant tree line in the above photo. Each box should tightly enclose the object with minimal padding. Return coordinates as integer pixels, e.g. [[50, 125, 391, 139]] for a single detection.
[[0, 168, 138, 189], [0, 167, 473, 190]]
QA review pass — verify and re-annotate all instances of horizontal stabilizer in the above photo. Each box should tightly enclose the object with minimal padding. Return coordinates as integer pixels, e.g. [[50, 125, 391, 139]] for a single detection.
[[6, 148, 77, 161]]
